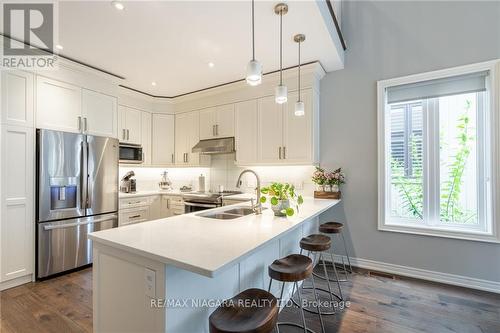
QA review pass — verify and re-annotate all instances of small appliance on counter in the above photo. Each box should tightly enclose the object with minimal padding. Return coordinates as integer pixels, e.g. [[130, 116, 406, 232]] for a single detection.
[[159, 171, 172, 190], [120, 171, 137, 193]]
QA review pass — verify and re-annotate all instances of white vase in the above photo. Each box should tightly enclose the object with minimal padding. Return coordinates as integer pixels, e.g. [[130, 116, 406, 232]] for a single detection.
[[331, 184, 339, 192]]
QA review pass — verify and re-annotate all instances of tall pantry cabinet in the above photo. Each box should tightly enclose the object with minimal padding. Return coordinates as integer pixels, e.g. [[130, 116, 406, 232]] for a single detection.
[[0, 70, 35, 290]]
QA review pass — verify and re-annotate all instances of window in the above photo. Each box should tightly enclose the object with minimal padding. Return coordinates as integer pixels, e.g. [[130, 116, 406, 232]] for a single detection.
[[378, 61, 500, 242]]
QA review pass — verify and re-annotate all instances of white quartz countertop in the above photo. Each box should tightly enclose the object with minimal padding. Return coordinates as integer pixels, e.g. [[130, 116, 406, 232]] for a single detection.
[[118, 190, 184, 198], [89, 197, 340, 277]]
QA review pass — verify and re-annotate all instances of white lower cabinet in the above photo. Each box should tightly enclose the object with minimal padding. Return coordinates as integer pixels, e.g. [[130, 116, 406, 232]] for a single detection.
[[0, 125, 34, 289], [119, 194, 184, 226], [161, 195, 184, 217], [119, 207, 150, 227]]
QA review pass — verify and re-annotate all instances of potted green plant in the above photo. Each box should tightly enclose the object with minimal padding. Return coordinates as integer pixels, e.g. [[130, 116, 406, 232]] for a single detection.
[[260, 182, 304, 217]]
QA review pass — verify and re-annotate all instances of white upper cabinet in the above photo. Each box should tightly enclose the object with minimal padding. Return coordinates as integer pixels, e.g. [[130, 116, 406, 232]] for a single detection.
[[215, 104, 235, 138], [258, 96, 283, 163], [253, 89, 318, 165], [283, 90, 314, 163], [175, 112, 189, 164], [118, 105, 142, 145], [199, 104, 234, 140], [175, 111, 206, 166], [36, 76, 82, 133], [82, 89, 117, 138], [1, 70, 34, 127], [235, 100, 258, 165], [199, 107, 216, 140], [152, 114, 175, 166], [141, 112, 152, 165]]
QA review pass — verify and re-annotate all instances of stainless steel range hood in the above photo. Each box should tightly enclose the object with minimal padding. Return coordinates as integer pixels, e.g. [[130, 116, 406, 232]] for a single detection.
[[192, 137, 235, 155]]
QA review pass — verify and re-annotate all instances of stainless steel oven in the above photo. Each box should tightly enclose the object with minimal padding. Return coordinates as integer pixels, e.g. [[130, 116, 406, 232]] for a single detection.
[[119, 143, 143, 164], [182, 191, 243, 214], [184, 201, 219, 214]]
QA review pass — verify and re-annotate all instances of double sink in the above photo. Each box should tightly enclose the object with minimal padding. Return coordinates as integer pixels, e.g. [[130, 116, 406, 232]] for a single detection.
[[197, 206, 266, 220]]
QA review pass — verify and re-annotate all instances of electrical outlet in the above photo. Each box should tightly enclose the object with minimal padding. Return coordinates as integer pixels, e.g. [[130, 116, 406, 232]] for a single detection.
[[294, 181, 303, 190], [144, 268, 156, 298]]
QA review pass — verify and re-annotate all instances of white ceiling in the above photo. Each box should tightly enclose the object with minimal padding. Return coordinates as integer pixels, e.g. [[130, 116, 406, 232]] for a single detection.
[[24, 1, 343, 96]]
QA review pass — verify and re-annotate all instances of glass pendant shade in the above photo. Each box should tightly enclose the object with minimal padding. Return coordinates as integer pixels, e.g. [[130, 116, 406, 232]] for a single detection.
[[246, 60, 262, 86], [275, 85, 288, 104], [295, 100, 305, 116]]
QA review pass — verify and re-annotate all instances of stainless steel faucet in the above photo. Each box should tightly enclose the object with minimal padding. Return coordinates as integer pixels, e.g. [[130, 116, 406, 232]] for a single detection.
[[236, 169, 262, 214]]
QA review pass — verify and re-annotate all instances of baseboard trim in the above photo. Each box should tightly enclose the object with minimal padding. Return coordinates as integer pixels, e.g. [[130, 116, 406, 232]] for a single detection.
[[331, 256, 500, 294], [0, 274, 33, 291]]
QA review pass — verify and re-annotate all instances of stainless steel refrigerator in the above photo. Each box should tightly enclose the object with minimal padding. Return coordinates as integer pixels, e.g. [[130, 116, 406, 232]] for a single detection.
[[36, 129, 119, 278]]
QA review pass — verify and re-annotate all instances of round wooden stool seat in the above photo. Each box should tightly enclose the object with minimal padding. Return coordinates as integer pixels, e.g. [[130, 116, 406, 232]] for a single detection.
[[300, 234, 331, 252], [319, 222, 344, 234], [209, 288, 278, 333], [268, 254, 313, 282]]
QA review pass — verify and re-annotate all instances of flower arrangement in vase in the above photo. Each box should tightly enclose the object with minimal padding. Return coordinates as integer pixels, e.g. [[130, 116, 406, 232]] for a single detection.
[[312, 166, 345, 199]]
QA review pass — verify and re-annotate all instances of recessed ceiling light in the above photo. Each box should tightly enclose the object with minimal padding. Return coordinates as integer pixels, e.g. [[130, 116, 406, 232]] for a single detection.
[[151, 82, 157, 86], [208, 62, 215, 68], [55, 44, 63, 50], [112, 1, 124, 10]]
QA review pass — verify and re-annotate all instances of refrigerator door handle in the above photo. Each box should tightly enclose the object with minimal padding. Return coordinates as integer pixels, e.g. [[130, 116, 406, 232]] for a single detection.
[[81, 140, 88, 210], [43, 214, 118, 230]]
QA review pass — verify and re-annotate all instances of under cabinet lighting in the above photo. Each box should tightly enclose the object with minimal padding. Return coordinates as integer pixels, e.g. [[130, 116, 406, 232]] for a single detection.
[[151, 81, 157, 86], [208, 62, 215, 68], [55, 44, 63, 50]]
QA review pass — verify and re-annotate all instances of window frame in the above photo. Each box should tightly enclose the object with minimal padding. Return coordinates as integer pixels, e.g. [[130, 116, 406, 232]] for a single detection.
[[377, 60, 500, 243]]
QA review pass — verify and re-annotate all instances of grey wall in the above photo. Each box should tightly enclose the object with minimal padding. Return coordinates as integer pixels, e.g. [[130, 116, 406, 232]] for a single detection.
[[320, 1, 500, 282]]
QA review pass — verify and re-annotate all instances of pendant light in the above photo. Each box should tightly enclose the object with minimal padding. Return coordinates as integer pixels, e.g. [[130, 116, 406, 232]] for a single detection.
[[246, 0, 262, 86], [294, 34, 305, 116], [274, 3, 288, 104]]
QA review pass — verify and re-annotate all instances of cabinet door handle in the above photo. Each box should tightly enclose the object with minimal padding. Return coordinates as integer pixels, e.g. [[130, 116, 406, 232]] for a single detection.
[[213, 125, 215, 136], [185, 153, 189, 163], [278, 147, 282, 159], [216, 124, 219, 136], [78, 116, 82, 132], [127, 129, 130, 140], [283, 146, 286, 159], [129, 215, 141, 219], [171, 153, 174, 163], [83, 117, 88, 132], [122, 129, 126, 140]]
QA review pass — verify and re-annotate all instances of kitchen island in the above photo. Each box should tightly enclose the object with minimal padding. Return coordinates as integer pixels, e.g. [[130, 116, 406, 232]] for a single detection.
[[89, 197, 340, 333]]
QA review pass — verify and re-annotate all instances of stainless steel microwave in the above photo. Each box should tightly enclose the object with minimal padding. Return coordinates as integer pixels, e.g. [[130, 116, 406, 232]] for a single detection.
[[119, 143, 143, 164]]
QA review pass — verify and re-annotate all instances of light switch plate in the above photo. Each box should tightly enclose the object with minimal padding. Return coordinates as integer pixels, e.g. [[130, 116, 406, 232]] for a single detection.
[[144, 268, 156, 298]]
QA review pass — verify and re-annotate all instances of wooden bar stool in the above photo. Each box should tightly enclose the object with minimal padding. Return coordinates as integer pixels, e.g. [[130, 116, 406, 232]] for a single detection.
[[291, 234, 343, 317], [268, 254, 322, 333], [318, 222, 353, 282], [209, 288, 279, 333]]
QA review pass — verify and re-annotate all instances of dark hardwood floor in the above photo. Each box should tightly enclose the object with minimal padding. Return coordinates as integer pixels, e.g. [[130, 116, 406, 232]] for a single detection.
[[1, 266, 499, 333]]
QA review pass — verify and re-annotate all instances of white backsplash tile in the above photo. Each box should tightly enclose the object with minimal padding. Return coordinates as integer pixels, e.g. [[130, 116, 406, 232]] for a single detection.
[[121, 154, 316, 195]]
